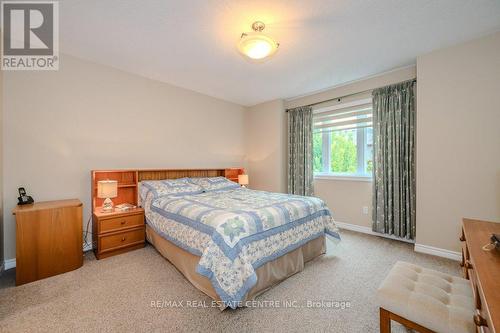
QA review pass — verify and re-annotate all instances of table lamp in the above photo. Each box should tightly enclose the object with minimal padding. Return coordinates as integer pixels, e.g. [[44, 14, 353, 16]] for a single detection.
[[238, 174, 249, 188], [97, 180, 118, 212]]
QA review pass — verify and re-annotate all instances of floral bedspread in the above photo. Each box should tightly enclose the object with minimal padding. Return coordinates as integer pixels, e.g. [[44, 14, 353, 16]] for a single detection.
[[142, 187, 340, 308]]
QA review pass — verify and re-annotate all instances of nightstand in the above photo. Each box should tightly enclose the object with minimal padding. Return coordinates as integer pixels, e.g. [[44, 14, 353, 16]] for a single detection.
[[92, 207, 145, 259], [13, 199, 83, 285]]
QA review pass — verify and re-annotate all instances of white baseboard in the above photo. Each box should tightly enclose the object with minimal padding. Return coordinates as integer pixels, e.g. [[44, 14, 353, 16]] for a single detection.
[[83, 244, 93, 252], [335, 221, 460, 261], [4, 258, 16, 270], [335, 221, 415, 244], [335, 221, 373, 234], [414, 243, 461, 261]]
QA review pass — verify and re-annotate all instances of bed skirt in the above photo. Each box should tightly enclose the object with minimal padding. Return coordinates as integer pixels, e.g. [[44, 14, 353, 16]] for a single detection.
[[146, 224, 326, 309]]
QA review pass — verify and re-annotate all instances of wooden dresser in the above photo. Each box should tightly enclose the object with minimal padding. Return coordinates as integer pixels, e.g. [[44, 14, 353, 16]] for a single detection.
[[461, 218, 500, 333], [13, 199, 83, 285]]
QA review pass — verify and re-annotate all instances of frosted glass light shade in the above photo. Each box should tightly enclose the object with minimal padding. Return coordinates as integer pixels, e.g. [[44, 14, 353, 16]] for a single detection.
[[238, 174, 249, 185], [97, 180, 118, 199], [238, 33, 278, 60], [237, 22, 279, 61]]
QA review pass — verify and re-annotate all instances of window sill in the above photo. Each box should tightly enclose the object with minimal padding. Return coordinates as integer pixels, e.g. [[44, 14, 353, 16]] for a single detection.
[[314, 174, 373, 182]]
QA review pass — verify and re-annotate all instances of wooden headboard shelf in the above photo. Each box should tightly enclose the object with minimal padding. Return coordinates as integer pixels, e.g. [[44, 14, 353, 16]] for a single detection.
[[91, 170, 139, 210], [138, 169, 225, 182], [91, 168, 245, 211]]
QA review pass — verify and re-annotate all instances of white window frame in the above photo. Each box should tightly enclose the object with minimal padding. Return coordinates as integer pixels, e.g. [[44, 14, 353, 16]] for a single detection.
[[313, 98, 373, 181], [314, 173, 373, 182]]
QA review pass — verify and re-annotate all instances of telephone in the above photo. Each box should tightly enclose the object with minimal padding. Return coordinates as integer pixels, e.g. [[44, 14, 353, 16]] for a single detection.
[[17, 187, 34, 205], [490, 234, 500, 250], [482, 233, 500, 252]]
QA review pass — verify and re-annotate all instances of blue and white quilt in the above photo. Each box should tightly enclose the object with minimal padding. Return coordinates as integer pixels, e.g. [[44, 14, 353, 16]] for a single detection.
[[141, 181, 340, 308]]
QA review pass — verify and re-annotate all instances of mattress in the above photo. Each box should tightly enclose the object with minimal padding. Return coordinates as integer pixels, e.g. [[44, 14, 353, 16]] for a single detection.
[[141, 180, 340, 308]]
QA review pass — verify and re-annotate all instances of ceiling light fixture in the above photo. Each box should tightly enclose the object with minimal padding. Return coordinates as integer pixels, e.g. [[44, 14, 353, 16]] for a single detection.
[[237, 21, 279, 61]]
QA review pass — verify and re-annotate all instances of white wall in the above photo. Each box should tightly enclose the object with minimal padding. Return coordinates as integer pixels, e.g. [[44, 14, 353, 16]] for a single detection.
[[285, 66, 416, 228], [2, 54, 246, 261], [286, 66, 417, 109], [244, 99, 287, 193], [416, 31, 500, 252], [314, 179, 372, 228]]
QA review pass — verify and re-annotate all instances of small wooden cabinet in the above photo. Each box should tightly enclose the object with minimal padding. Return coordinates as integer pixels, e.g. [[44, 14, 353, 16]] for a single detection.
[[92, 208, 145, 259], [13, 199, 83, 286]]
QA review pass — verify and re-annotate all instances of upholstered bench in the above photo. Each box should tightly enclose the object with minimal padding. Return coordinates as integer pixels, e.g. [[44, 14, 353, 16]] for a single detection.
[[376, 261, 475, 333]]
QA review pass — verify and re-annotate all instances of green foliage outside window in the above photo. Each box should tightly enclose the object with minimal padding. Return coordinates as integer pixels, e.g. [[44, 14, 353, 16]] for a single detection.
[[313, 133, 323, 172], [330, 131, 357, 173], [313, 130, 366, 174]]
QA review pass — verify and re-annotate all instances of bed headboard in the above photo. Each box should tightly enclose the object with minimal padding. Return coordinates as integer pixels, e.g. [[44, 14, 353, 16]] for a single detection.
[[91, 168, 245, 211]]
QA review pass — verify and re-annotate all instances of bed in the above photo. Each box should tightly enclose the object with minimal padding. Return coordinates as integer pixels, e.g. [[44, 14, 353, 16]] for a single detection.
[[139, 174, 340, 309]]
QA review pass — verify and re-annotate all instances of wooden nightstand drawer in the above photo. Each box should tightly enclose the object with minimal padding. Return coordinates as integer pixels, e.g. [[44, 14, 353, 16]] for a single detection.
[[99, 228, 145, 253], [99, 213, 144, 233], [92, 206, 145, 259]]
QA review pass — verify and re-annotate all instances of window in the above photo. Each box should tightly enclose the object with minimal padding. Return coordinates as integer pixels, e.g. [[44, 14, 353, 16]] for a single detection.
[[313, 98, 373, 179]]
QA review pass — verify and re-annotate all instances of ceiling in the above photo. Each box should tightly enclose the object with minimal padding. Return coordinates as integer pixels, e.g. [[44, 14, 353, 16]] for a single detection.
[[61, 0, 500, 106]]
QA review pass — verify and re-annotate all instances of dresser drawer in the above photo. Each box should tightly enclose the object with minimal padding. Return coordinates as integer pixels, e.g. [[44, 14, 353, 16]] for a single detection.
[[468, 269, 482, 311], [99, 213, 144, 233], [99, 228, 145, 253]]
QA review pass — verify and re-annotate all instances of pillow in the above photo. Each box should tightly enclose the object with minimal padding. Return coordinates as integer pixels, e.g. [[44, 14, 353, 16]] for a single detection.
[[189, 177, 241, 192], [140, 178, 203, 201]]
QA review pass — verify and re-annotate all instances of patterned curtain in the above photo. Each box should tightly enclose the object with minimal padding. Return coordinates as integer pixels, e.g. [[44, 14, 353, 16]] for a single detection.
[[372, 80, 416, 240], [287, 106, 314, 196]]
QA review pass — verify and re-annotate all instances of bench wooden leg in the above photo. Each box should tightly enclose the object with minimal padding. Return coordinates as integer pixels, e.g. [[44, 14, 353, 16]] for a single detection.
[[380, 307, 436, 333], [380, 307, 391, 333]]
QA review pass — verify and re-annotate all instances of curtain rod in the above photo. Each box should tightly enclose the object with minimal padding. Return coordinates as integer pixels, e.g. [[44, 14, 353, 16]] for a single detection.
[[285, 78, 416, 112], [285, 88, 373, 112]]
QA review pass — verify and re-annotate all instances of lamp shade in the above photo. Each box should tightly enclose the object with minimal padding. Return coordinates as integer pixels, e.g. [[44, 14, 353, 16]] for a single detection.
[[97, 180, 118, 199], [238, 174, 249, 185], [237, 21, 279, 61]]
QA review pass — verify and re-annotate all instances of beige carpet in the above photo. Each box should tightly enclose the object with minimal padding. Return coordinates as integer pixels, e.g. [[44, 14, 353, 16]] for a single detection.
[[0, 230, 459, 332]]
